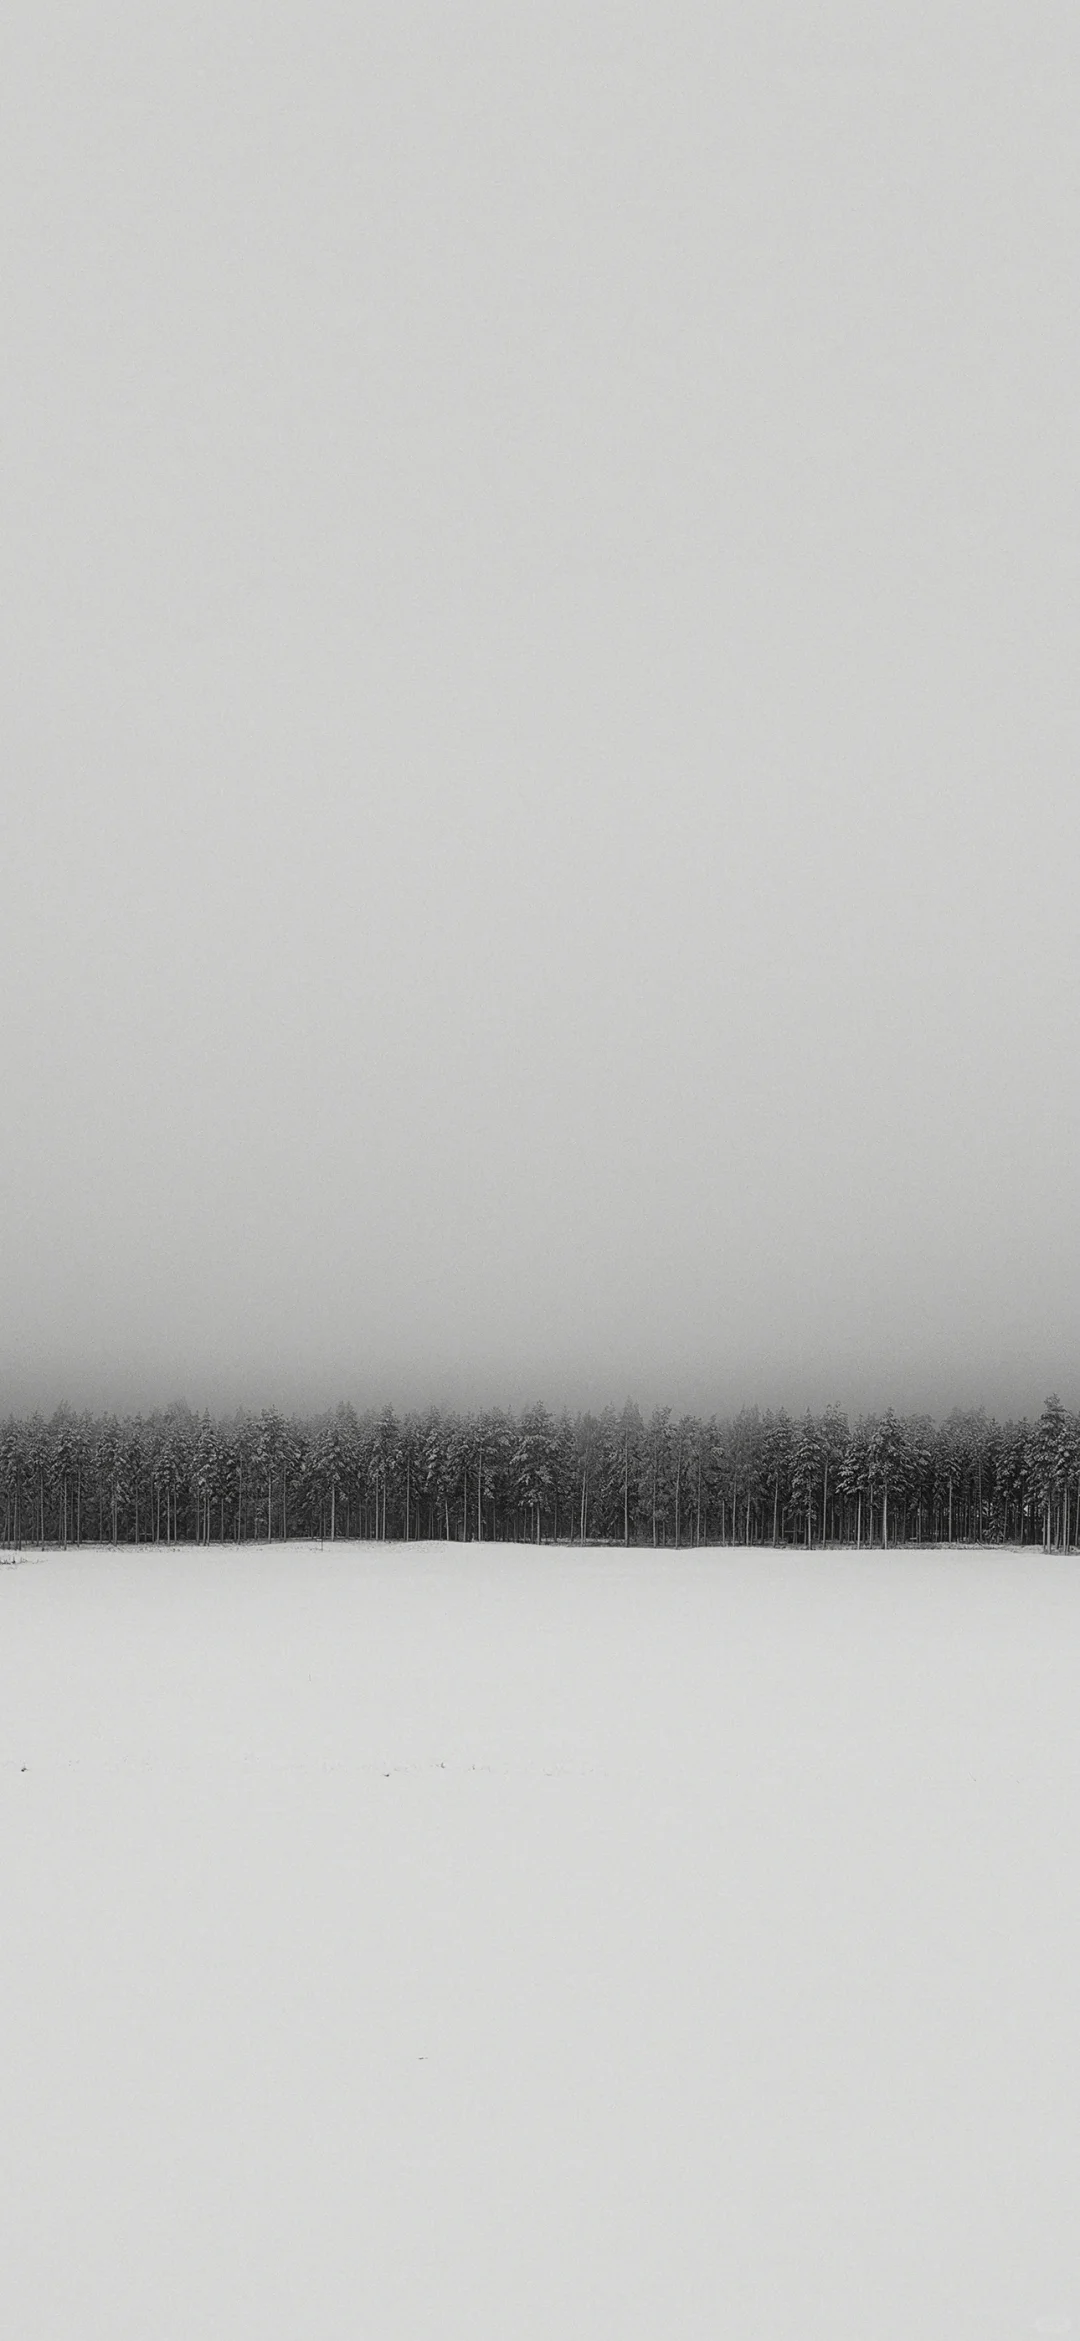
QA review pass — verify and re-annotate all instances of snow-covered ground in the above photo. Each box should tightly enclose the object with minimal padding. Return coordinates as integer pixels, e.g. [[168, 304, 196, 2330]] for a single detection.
[[1, 1543, 1078, 2341]]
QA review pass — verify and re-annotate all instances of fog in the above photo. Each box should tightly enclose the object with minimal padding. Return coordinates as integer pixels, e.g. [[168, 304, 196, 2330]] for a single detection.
[[2, 1, 1078, 1421]]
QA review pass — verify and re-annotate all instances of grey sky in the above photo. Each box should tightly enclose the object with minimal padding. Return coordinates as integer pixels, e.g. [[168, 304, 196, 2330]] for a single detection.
[[2, 1, 1078, 1420]]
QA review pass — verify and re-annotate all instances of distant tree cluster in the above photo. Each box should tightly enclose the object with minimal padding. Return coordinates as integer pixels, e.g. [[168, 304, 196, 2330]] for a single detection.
[[2, 1396, 1079, 1552]]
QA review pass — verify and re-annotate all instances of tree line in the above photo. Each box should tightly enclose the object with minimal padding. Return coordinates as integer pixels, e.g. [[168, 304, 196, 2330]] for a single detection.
[[2, 1395, 1080, 1552]]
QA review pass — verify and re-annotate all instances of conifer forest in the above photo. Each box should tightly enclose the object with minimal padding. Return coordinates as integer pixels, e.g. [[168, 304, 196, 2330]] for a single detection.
[[2, 1396, 1079, 1552]]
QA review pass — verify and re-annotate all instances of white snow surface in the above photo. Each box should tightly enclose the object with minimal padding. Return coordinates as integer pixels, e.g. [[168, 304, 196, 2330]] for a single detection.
[[1, 1542, 1078, 2341]]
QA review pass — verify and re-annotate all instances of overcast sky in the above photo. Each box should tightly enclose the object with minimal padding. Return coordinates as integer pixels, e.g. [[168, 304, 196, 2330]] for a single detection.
[[2, 0, 1078, 1421]]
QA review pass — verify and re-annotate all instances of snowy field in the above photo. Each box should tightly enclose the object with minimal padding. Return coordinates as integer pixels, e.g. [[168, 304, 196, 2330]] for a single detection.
[[1, 1545, 1078, 2341]]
